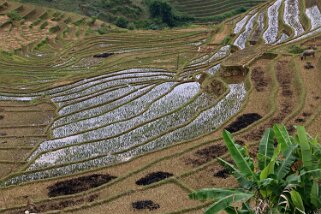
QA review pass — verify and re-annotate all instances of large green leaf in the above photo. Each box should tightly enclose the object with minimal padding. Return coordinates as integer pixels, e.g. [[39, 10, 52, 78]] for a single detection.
[[223, 130, 256, 180], [259, 161, 276, 198], [297, 126, 313, 170], [273, 125, 292, 152], [218, 158, 252, 189], [258, 128, 275, 170], [290, 190, 305, 213], [189, 188, 240, 201], [275, 144, 297, 179], [204, 192, 254, 214], [310, 181, 321, 208]]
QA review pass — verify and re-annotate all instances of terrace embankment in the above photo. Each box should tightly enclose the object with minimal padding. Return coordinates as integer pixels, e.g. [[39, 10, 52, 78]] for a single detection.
[[0, 100, 56, 178]]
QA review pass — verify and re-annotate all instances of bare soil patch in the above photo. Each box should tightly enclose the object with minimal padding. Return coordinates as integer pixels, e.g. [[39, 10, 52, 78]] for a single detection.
[[11, 194, 99, 214], [136, 172, 173, 186], [244, 60, 297, 140], [47, 174, 117, 197], [251, 67, 269, 92]]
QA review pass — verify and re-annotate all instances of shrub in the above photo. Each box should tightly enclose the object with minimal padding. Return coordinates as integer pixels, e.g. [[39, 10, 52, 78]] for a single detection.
[[49, 25, 60, 33], [190, 125, 321, 214], [115, 16, 129, 28], [221, 36, 231, 45], [289, 45, 304, 54], [40, 21, 49, 29], [127, 22, 136, 30], [87, 16, 97, 25], [7, 10, 22, 21]]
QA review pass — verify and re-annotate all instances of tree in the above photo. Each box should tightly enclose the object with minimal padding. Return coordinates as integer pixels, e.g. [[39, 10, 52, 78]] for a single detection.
[[149, 0, 174, 27], [190, 125, 321, 214], [115, 16, 128, 28]]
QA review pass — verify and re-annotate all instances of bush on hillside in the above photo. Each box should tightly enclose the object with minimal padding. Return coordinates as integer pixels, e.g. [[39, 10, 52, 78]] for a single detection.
[[289, 45, 304, 54], [115, 16, 129, 28], [7, 10, 22, 22]]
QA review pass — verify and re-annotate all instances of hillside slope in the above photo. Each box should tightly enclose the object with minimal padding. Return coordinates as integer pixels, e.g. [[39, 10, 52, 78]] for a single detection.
[[170, 0, 267, 18], [0, 0, 321, 214]]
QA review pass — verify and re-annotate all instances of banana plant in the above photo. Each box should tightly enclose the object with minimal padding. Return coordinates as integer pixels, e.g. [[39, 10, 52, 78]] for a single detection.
[[189, 125, 321, 214]]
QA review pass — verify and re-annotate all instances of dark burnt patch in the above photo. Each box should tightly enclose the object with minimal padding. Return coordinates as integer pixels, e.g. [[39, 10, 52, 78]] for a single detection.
[[225, 113, 262, 133], [185, 144, 227, 167], [214, 168, 230, 179], [302, 112, 311, 117], [136, 172, 173, 186], [0, 115, 4, 120], [93, 52, 114, 58], [132, 200, 160, 211], [47, 174, 116, 197], [295, 118, 305, 123]]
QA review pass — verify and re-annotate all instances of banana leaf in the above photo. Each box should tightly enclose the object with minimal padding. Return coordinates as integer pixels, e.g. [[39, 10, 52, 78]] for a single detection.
[[204, 192, 254, 214], [290, 190, 305, 213], [297, 126, 313, 170], [273, 125, 292, 152], [218, 158, 253, 189], [258, 128, 275, 170], [223, 130, 257, 180], [275, 144, 297, 179]]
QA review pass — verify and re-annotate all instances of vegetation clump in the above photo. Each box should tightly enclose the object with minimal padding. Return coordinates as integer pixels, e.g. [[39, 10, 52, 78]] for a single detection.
[[289, 45, 304, 54], [7, 10, 22, 22], [190, 125, 321, 213]]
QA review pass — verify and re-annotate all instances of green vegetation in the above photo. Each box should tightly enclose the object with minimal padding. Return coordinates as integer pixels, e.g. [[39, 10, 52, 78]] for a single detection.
[[196, 7, 247, 23], [170, 0, 266, 18], [221, 35, 232, 45], [289, 45, 304, 54], [7, 10, 22, 21], [190, 125, 321, 213], [39, 20, 48, 29], [49, 25, 60, 33], [19, 0, 256, 29]]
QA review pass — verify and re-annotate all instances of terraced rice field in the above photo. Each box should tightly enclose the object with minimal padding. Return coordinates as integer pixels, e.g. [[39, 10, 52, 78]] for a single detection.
[[170, 0, 267, 18], [0, 0, 321, 213]]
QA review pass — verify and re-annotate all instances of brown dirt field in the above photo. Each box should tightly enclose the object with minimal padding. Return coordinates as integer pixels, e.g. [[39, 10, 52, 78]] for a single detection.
[[180, 162, 237, 191], [0, 148, 31, 161], [0, 101, 56, 179], [243, 57, 301, 141], [73, 183, 202, 214], [0, 163, 23, 179], [211, 23, 232, 44]]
